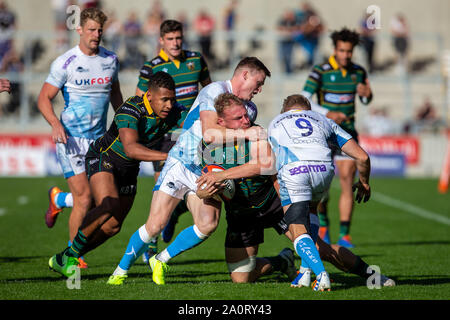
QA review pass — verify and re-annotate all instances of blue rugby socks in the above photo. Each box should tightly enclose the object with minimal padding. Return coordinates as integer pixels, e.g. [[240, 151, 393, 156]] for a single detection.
[[116, 225, 154, 273], [294, 234, 326, 276], [156, 225, 208, 263], [55, 192, 73, 209], [299, 214, 320, 270]]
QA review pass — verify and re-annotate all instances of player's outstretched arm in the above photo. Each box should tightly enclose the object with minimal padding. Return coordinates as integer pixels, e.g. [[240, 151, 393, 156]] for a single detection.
[[119, 127, 168, 162], [37, 82, 67, 144], [341, 139, 371, 203]]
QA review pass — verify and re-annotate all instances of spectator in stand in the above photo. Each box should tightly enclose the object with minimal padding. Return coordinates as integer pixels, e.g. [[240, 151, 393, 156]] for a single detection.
[[143, 11, 163, 58], [359, 12, 377, 73], [176, 12, 190, 50], [123, 11, 144, 69], [79, 0, 102, 10], [0, 43, 23, 115], [294, 2, 324, 69], [405, 97, 445, 134], [390, 13, 409, 70], [362, 107, 397, 137], [143, 0, 166, 58], [223, 0, 239, 67], [0, 0, 16, 66], [194, 9, 215, 64], [277, 9, 297, 74], [103, 10, 122, 54]]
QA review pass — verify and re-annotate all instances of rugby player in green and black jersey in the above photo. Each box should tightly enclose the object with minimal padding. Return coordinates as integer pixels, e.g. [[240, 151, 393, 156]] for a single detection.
[[301, 28, 373, 248], [135, 20, 212, 255], [196, 93, 394, 287], [48, 71, 187, 278]]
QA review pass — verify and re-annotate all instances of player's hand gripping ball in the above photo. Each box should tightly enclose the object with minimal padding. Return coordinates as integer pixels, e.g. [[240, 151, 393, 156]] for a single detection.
[[201, 164, 235, 201]]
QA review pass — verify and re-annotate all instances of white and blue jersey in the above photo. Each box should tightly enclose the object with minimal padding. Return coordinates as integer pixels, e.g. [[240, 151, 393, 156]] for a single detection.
[[45, 45, 119, 140], [168, 80, 258, 175], [268, 109, 352, 171], [268, 109, 353, 205]]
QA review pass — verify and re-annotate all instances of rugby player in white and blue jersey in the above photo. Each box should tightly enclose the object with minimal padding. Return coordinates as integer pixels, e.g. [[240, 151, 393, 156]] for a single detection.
[[267, 94, 371, 291], [37, 8, 123, 268], [107, 57, 270, 285]]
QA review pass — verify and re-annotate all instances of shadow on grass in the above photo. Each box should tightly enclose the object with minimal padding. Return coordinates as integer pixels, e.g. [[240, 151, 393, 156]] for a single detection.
[[395, 275, 450, 286], [357, 240, 450, 247], [0, 256, 47, 263]]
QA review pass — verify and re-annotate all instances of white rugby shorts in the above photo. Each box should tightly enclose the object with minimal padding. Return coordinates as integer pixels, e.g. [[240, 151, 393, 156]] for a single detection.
[[153, 156, 200, 199], [278, 161, 334, 206], [56, 136, 93, 179]]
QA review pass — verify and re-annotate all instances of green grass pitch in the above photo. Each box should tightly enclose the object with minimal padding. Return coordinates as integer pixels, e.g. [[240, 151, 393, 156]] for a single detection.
[[0, 177, 449, 301]]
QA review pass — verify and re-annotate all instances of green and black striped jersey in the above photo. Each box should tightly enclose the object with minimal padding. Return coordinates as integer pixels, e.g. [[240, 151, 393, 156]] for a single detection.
[[303, 55, 372, 134], [199, 138, 277, 215], [137, 49, 210, 110], [90, 94, 187, 165]]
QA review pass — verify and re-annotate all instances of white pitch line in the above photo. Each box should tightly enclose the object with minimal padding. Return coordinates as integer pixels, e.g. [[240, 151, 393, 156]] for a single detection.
[[371, 192, 450, 226]]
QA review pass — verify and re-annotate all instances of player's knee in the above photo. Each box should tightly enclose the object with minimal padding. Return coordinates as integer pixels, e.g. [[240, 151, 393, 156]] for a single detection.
[[101, 220, 122, 237], [74, 193, 92, 211], [316, 237, 333, 260], [195, 212, 219, 235], [228, 256, 256, 283], [99, 196, 121, 216], [285, 201, 311, 232]]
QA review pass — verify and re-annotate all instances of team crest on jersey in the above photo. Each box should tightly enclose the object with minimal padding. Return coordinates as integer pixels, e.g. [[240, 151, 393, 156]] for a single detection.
[[187, 61, 195, 71], [152, 58, 162, 65], [351, 74, 357, 83], [330, 75, 336, 82], [103, 161, 113, 169]]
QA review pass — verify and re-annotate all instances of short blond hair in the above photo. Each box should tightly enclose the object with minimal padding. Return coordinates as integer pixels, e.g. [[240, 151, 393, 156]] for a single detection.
[[214, 93, 245, 117], [80, 7, 107, 27]]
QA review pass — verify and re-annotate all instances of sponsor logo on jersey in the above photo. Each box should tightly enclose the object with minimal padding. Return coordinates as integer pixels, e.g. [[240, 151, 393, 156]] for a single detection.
[[101, 62, 115, 71], [76, 66, 89, 73], [324, 93, 354, 104], [289, 164, 327, 175], [176, 85, 198, 96], [75, 77, 111, 86]]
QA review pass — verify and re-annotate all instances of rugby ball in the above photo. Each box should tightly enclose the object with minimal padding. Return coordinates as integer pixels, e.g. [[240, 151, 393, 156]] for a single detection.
[[201, 164, 235, 201]]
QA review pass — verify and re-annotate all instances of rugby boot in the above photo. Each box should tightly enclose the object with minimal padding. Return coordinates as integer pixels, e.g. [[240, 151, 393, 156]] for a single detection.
[[312, 271, 331, 291], [107, 274, 128, 285], [78, 257, 88, 269], [45, 186, 63, 228], [291, 267, 311, 288], [48, 253, 79, 278], [318, 226, 330, 244], [149, 255, 169, 285], [381, 274, 396, 287], [337, 235, 355, 248]]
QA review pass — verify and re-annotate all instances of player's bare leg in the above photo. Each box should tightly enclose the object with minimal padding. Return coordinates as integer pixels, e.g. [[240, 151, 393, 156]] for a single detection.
[[335, 159, 357, 247], [66, 173, 92, 241], [84, 194, 135, 253], [144, 190, 181, 238], [78, 172, 121, 236]]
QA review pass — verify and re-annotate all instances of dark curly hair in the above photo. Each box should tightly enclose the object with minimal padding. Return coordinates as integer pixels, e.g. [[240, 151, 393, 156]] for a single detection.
[[147, 71, 176, 92], [330, 27, 360, 48]]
